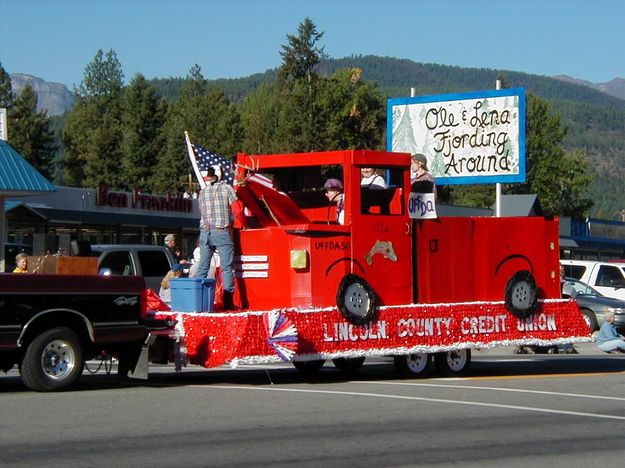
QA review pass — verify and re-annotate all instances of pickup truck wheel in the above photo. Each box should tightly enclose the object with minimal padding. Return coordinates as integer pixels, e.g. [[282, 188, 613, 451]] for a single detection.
[[21, 327, 83, 392], [336, 274, 376, 325], [434, 349, 471, 377], [580, 308, 598, 332], [504, 270, 538, 318], [394, 353, 432, 378], [293, 359, 325, 373], [332, 356, 365, 372]]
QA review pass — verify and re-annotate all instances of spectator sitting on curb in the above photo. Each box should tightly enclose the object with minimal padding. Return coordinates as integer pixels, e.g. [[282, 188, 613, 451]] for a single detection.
[[596, 310, 625, 354]]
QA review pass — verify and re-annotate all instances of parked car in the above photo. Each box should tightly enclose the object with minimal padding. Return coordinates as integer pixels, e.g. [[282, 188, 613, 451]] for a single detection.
[[3, 243, 33, 272], [560, 259, 625, 300], [562, 277, 625, 332], [90, 244, 176, 292]]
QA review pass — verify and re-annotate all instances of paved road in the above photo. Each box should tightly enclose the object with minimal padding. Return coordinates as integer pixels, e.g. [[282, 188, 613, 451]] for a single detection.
[[1, 344, 624, 467]]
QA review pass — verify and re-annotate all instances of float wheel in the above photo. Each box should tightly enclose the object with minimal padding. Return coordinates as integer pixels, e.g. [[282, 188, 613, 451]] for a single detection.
[[504, 270, 538, 318], [434, 349, 471, 377], [336, 274, 376, 325], [394, 353, 433, 378]]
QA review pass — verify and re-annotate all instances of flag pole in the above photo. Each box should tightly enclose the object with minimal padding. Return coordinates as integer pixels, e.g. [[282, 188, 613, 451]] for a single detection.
[[184, 131, 206, 190]]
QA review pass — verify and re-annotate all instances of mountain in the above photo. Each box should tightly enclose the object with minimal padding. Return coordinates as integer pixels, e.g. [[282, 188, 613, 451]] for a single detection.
[[9, 73, 75, 116], [9, 57, 625, 218], [554, 75, 625, 100]]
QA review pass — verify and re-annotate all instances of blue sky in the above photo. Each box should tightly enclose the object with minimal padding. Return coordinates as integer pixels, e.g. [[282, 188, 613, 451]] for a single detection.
[[1, 0, 623, 89]]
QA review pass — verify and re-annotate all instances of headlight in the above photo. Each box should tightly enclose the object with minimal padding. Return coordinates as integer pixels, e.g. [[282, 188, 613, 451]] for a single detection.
[[607, 307, 624, 315]]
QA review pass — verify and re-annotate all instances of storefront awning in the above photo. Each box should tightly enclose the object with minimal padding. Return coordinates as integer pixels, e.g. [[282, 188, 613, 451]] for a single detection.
[[32, 207, 198, 229]]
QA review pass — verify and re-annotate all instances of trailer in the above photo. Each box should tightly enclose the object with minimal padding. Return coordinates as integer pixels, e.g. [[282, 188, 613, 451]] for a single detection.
[[153, 149, 590, 377]]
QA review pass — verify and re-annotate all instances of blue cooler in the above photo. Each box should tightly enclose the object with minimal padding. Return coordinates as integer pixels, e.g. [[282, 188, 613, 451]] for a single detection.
[[170, 278, 216, 312]]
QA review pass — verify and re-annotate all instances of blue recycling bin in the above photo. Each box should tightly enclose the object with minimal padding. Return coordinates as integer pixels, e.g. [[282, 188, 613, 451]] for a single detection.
[[170, 278, 216, 312]]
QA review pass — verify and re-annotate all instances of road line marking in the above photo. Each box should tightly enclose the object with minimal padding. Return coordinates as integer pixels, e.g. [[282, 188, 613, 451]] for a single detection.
[[358, 381, 625, 401], [462, 371, 625, 380], [189, 385, 625, 421]]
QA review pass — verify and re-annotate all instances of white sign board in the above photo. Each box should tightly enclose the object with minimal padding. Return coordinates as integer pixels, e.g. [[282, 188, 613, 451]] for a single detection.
[[0, 108, 7, 141], [408, 192, 437, 219], [388, 88, 525, 185]]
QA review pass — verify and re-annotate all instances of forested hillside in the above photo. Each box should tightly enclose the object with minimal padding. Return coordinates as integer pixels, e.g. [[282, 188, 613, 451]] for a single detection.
[[151, 55, 624, 219]]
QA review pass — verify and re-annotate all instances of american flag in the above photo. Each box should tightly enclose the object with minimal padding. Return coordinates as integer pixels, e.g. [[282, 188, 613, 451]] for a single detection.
[[191, 143, 235, 186]]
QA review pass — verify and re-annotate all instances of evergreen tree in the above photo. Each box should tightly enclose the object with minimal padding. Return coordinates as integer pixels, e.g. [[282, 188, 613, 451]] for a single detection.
[[76, 49, 124, 98], [8, 84, 57, 178], [319, 68, 385, 149], [239, 83, 280, 154], [61, 49, 124, 188], [0, 62, 13, 108], [120, 73, 166, 192], [275, 18, 327, 152], [278, 18, 325, 85], [153, 66, 238, 194]]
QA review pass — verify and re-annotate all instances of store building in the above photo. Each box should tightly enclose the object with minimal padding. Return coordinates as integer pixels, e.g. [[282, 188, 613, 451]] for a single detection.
[[5, 184, 200, 258]]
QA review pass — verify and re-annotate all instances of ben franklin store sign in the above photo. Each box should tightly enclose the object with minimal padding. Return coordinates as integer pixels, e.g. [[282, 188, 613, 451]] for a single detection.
[[95, 184, 193, 213], [387, 88, 526, 185]]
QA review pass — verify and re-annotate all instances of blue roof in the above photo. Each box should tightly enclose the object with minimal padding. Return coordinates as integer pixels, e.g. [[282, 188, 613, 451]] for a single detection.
[[0, 140, 56, 195]]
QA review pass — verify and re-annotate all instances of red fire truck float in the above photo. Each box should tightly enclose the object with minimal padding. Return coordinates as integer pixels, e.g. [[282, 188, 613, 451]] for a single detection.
[[154, 149, 589, 378]]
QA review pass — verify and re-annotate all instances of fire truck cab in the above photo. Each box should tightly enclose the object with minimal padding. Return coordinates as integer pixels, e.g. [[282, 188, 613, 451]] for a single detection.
[[232, 149, 561, 324]]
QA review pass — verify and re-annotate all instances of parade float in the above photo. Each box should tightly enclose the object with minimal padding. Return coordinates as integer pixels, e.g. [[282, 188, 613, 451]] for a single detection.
[[151, 146, 590, 377]]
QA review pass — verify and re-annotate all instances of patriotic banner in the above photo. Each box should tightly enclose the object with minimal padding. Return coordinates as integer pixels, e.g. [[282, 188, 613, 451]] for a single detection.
[[155, 299, 591, 368]]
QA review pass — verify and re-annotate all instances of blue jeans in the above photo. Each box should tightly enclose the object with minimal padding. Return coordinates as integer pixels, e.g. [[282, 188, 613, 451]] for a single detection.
[[598, 339, 625, 352], [196, 229, 235, 293]]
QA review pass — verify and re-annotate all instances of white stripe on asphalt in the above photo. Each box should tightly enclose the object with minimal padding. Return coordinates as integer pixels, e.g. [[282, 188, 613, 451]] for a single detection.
[[358, 381, 625, 401], [189, 385, 625, 421]]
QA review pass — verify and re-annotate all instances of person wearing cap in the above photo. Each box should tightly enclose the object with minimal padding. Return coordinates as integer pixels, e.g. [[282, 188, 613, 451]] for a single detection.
[[159, 263, 185, 305], [196, 165, 238, 310], [410, 153, 437, 200], [164, 233, 186, 263], [323, 178, 345, 225]]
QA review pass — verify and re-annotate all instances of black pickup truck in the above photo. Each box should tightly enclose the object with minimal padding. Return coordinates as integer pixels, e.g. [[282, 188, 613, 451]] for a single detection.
[[0, 273, 169, 391]]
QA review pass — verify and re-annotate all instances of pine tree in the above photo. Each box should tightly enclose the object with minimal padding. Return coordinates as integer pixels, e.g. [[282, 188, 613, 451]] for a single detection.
[[275, 18, 327, 152], [120, 73, 166, 192], [153, 65, 238, 194], [61, 49, 124, 188], [8, 84, 57, 178], [0, 62, 13, 108]]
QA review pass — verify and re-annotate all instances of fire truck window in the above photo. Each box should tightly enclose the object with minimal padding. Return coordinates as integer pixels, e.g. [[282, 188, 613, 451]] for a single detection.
[[360, 168, 404, 216]]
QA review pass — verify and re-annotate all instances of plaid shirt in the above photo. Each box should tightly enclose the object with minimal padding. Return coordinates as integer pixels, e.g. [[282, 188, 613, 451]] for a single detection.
[[198, 181, 237, 230]]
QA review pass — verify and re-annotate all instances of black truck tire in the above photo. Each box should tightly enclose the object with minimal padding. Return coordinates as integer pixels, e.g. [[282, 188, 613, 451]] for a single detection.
[[336, 274, 376, 325], [332, 356, 365, 372], [504, 270, 538, 318], [293, 359, 326, 373], [394, 353, 433, 378], [21, 327, 84, 392], [434, 349, 471, 377]]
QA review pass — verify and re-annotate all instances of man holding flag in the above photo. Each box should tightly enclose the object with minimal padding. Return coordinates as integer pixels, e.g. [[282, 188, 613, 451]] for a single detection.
[[196, 165, 238, 310]]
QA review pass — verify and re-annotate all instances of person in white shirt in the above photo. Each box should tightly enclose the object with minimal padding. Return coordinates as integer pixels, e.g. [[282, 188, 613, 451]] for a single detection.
[[360, 167, 387, 189]]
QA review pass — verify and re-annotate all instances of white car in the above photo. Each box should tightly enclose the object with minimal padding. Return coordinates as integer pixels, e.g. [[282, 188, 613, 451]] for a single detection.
[[560, 260, 625, 300]]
